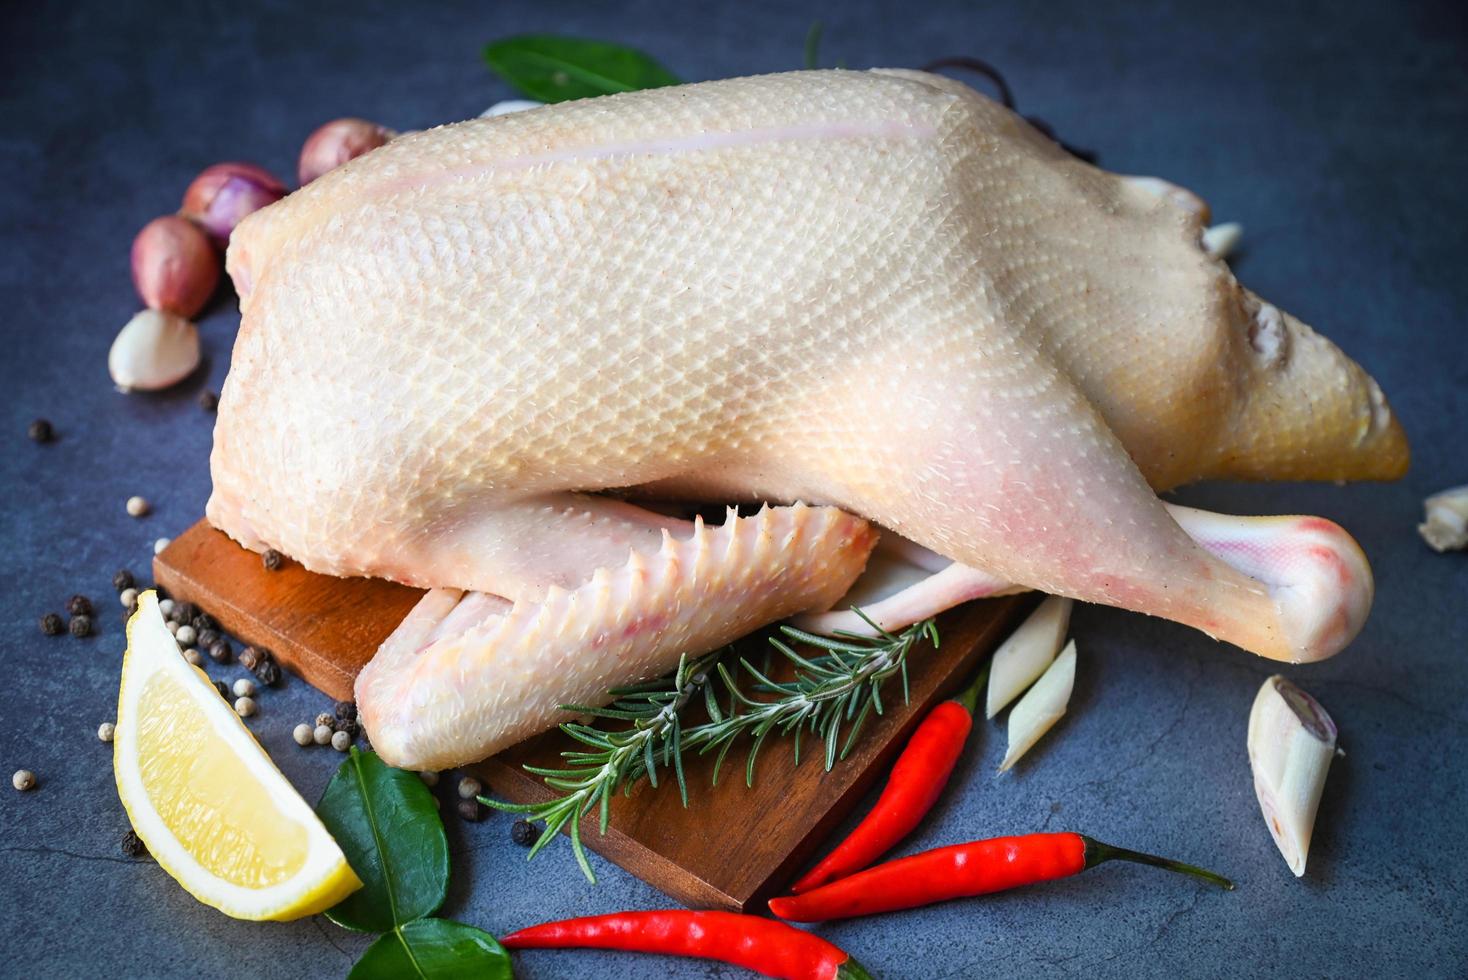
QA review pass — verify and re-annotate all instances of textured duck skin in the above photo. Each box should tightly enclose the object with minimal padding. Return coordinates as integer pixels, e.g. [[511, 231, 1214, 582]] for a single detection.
[[208, 69, 1407, 764]]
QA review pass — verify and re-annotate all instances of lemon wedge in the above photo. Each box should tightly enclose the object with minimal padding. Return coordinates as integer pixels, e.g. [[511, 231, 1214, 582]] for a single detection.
[[114, 590, 361, 920]]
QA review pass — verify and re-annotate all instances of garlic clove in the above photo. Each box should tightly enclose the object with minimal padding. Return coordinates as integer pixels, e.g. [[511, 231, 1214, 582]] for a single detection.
[[298, 118, 397, 185], [108, 310, 201, 392], [1246, 675, 1337, 877], [1202, 222, 1243, 260], [480, 99, 543, 118], [1418, 485, 1468, 552], [131, 215, 220, 318], [998, 639, 1076, 772], [986, 595, 1072, 719], [181, 162, 286, 244]]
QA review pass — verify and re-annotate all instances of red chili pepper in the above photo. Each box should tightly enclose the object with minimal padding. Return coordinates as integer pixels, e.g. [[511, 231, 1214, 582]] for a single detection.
[[770, 832, 1233, 922], [790, 661, 989, 894], [502, 910, 872, 980]]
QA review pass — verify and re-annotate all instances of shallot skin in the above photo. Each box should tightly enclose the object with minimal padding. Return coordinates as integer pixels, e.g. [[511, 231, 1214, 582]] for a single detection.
[[181, 162, 285, 243], [297, 118, 395, 185], [131, 215, 219, 317]]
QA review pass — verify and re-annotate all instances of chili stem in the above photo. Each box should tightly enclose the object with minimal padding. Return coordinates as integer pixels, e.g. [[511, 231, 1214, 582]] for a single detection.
[[1082, 836, 1235, 890], [951, 659, 991, 715]]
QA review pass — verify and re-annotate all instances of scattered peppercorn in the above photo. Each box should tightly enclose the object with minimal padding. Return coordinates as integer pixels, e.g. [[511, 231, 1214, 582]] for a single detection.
[[234, 696, 257, 718], [165, 620, 180, 635], [293, 723, 314, 746], [98, 722, 116, 742], [418, 770, 439, 787], [232, 678, 257, 698], [113, 568, 135, 591], [173, 601, 199, 625], [213, 680, 230, 700], [331, 730, 352, 752], [315, 711, 336, 730], [12, 769, 36, 792], [40, 612, 63, 636], [27, 418, 54, 443], [183, 648, 204, 667], [158, 598, 176, 619], [457, 798, 485, 822], [175, 624, 197, 646], [251, 659, 280, 686], [333, 717, 359, 738], [153, 538, 171, 556], [239, 646, 262, 671], [121, 830, 147, 858], [208, 638, 232, 664], [262, 549, 284, 571], [458, 776, 482, 800], [511, 819, 537, 847], [69, 614, 92, 638], [191, 611, 216, 632], [67, 595, 94, 617], [313, 724, 334, 746], [119, 587, 139, 609], [126, 495, 150, 518], [198, 390, 218, 412], [335, 701, 357, 721], [196, 628, 219, 650]]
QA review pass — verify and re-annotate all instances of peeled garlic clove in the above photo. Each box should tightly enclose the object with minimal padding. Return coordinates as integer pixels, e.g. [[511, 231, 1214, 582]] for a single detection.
[[181, 162, 286, 243], [298, 118, 396, 185], [1202, 222, 1243, 260], [108, 310, 200, 392], [131, 215, 220, 318], [1418, 485, 1468, 552], [480, 99, 542, 118], [986, 595, 1072, 718], [1247, 675, 1337, 877], [999, 639, 1076, 772]]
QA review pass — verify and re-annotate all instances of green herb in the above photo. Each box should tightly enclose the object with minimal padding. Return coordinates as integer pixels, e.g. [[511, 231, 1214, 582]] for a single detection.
[[483, 616, 939, 882], [316, 749, 447, 932], [317, 749, 511, 978], [349, 918, 511, 980], [804, 21, 824, 70], [483, 34, 679, 103]]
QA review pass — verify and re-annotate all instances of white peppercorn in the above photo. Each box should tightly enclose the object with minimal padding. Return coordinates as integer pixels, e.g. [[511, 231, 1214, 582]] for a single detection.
[[232, 677, 258, 698], [418, 770, 439, 787], [183, 647, 204, 666], [331, 730, 351, 752], [119, 588, 139, 608], [166, 620, 180, 635], [234, 696, 257, 718], [158, 598, 176, 618], [175, 625, 197, 646], [12, 769, 36, 791], [153, 537, 171, 555], [457, 776, 482, 800], [98, 722, 116, 743], [313, 724, 333, 746], [125, 495, 150, 517], [292, 723, 314, 746]]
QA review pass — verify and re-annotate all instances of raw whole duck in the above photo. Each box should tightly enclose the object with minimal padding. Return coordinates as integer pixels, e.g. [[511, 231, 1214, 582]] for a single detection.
[[210, 69, 1407, 769]]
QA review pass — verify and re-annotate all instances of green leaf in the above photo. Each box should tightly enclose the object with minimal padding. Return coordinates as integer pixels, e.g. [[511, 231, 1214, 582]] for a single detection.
[[483, 34, 680, 103], [316, 748, 448, 933], [348, 919, 512, 980], [804, 22, 823, 70]]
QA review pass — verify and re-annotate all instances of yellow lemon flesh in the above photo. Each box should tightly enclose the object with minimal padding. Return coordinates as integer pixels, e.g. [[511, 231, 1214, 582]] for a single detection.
[[114, 591, 361, 919]]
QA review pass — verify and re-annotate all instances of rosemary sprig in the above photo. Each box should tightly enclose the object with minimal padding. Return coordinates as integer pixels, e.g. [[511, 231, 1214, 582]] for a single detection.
[[483, 614, 939, 882]]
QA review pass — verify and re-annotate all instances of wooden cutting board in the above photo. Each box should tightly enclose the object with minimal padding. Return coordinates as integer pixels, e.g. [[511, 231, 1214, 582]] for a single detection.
[[155, 519, 1026, 911]]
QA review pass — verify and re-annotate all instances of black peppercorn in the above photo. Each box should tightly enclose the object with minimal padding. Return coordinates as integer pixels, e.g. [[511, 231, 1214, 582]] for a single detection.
[[191, 611, 216, 632], [40, 612, 63, 636], [208, 639, 232, 664], [68, 614, 92, 637], [251, 659, 280, 687], [457, 799, 485, 823], [213, 680, 230, 700], [198, 390, 218, 412], [238, 646, 262, 671], [121, 830, 147, 858], [334, 717, 358, 738], [172, 601, 198, 625], [112, 568, 135, 591], [334, 701, 357, 721], [67, 594, 93, 617], [28, 419, 55, 443], [262, 549, 284, 571], [511, 819, 537, 847], [196, 628, 219, 650]]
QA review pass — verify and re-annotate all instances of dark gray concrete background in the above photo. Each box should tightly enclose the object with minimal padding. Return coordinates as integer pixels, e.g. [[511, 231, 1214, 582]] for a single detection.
[[2, 1, 1465, 977]]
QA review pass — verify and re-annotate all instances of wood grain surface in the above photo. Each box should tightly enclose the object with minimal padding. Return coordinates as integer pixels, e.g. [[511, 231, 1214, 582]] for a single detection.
[[155, 519, 1026, 911]]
